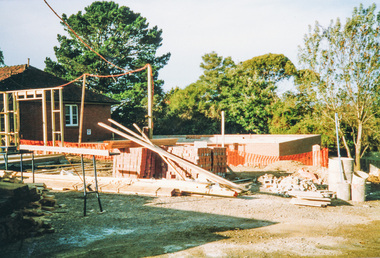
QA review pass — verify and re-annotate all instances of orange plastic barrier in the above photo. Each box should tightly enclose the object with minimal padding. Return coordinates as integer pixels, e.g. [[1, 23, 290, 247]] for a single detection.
[[226, 148, 329, 168], [19, 139, 113, 160]]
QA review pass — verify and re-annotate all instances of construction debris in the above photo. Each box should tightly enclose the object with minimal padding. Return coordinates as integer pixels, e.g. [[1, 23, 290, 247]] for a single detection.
[[0, 172, 59, 245], [257, 170, 334, 207], [98, 122, 244, 192]]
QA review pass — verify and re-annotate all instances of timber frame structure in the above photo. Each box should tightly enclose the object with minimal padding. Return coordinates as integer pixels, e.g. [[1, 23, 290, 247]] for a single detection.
[[1, 87, 64, 147]]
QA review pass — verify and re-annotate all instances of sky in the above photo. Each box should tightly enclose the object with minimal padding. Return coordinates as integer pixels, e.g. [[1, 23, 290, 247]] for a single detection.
[[0, 0, 378, 92]]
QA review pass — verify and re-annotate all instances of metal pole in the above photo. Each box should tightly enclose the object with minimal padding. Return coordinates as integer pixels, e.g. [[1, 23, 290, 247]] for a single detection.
[[81, 154, 87, 216], [93, 155, 103, 212]]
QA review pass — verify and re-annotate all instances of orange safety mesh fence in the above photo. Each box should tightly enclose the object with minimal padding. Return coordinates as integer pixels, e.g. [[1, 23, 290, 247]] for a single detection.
[[226, 148, 329, 168], [20, 139, 114, 161]]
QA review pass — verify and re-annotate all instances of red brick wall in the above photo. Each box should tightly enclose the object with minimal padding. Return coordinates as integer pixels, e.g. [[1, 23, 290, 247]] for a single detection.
[[19, 102, 113, 142]]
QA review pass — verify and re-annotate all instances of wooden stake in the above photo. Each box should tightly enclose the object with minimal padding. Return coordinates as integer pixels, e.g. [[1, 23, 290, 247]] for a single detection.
[[42, 90, 48, 146], [78, 75, 86, 144], [51, 89, 56, 146], [3, 93, 10, 146], [147, 64, 153, 139], [59, 88, 65, 146], [221, 111, 225, 147]]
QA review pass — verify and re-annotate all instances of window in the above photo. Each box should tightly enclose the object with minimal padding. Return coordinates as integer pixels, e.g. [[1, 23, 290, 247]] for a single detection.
[[65, 104, 78, 126]]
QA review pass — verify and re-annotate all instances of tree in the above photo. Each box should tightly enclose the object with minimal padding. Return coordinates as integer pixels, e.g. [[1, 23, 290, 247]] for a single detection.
[[162, 52, 277, 134], [0, 47, 4, 67], [222, 65, 276, 133], [298, 4, 380, 170], [45, 1, 170, 128], [242, 53, 297, 83]]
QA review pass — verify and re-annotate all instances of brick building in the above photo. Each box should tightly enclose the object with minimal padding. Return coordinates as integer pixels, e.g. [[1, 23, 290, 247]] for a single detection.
[[0, 64, 118, 143]]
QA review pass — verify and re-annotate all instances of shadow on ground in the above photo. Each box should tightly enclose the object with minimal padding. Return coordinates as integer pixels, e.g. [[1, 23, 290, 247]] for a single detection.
[[1, 191, 276, 257]]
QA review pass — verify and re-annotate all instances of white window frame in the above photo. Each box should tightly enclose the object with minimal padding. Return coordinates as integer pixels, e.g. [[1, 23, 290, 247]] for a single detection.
[[65, 104, 78, 126]]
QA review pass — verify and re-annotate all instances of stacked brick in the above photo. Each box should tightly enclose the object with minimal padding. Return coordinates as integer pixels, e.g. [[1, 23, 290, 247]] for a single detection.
[[212, 147, 227, 177], [113, 148, 165, 179], [113, 146, 228, 180], [165, 146, 213, 179]]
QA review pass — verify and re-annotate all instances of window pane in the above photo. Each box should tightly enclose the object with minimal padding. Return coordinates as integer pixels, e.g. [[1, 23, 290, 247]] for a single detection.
[[65, 104, 78, 126]]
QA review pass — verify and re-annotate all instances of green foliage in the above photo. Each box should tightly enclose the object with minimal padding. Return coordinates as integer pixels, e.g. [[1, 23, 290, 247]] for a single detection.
[[222, 65, 275, 133], [242, 53, 297, 83], [160, 52, 278, 134], [298, 3, 380, 169], [268, 92, 335, 147], [0, 47, 4, 67], [44, 1, 170, 129], [45, 1, 170, 92]]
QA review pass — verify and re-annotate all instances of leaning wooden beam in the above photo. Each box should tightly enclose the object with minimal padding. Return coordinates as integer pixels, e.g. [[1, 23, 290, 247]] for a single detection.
[[98, 122, 244, 192], [104, 138, 178, 149], [20, 145, 113, 157], [132, 122, 190, 180], [109, 119, 187, 180]]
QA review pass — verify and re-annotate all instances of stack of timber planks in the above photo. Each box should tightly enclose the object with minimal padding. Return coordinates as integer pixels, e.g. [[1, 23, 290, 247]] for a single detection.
[[288, 190, 335, 207], [0, 174, 58, 245]]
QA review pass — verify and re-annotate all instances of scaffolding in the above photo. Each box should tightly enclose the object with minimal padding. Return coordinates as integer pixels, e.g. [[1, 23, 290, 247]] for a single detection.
[[0, 87, 65, 147]]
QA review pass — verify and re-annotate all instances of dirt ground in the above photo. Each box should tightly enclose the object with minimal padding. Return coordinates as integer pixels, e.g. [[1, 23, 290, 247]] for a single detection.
[[1, 161, 380, 257]]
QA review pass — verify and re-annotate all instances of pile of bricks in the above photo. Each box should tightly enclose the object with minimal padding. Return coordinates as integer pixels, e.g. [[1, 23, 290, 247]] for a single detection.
[[113, 146, 228, 179], [113, 148, 165, 179], [212, 147, 227, 176]]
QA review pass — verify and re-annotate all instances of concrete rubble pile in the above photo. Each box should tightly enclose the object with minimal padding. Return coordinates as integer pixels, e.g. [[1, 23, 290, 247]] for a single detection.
[[258, 169, 334, 207], [0, 171, 59, 246]]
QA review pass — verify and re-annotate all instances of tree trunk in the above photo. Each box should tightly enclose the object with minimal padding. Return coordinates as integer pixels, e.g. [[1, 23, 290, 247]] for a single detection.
[[355, 120, 363, 171]]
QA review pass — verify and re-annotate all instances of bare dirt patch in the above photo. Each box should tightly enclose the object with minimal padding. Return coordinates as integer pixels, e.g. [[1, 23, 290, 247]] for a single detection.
[[2, 161, 380, 257]]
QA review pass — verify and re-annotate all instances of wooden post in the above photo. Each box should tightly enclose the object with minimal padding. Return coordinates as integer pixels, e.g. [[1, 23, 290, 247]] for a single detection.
[[0, 93, 2, 146], [78, 75, 86, 144], [312, 144, 321, 167], [12, 92, 20, 146], [42, 90, 48, 146], [4, 93, 10, 146], [51, 90, 56, 146], [59, 88, 65, 146], [147, 64, 153, 139], [221, 111, 225, 148]]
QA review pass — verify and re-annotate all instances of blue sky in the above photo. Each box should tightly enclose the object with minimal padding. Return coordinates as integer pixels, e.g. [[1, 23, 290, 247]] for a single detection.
[[0, 0, 377, 92]]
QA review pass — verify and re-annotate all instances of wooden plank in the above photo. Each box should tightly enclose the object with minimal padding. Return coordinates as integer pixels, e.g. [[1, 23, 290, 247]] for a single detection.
[[290, 198, 330, 207], [20, 172, 238, 197], [19, 145, 112, 156], [296, 196, 331, 202], [98, 122, 244, 192], [287, 190, 324, 198], [104, 138, 178, 149]]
